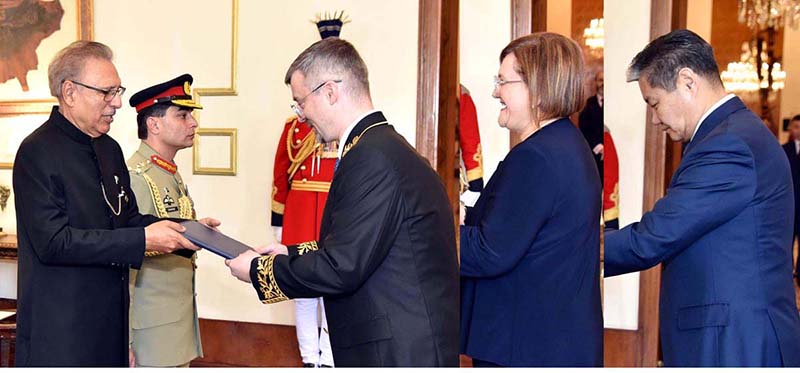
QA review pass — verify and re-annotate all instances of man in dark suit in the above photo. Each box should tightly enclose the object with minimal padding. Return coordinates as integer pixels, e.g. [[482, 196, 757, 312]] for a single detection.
[[579, 70, 604, 179], [782, 115, 800, 283], [226, 38, 459, 367], [604, 29, 800, 366], [13, 41, 205, 367]]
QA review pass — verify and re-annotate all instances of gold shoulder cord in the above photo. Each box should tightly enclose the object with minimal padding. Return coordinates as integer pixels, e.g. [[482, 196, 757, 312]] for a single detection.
[[178, 195, 195, 220], [173, 173, 195, 220], [142, 173, 171, 257], [142, 173, 169, 217], [286, 120, 318, 179], [287, 120, 316, 162]]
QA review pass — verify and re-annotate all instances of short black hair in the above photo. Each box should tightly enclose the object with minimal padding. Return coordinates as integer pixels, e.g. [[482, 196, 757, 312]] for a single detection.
[[627, 29, 722, 91], [792, 114, 800, 122], [136, 102, 171, 139]]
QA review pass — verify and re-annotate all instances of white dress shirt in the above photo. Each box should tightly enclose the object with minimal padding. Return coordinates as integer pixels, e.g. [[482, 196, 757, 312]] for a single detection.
[[690, 93, 736, 142], [337, 109, 380, 160]]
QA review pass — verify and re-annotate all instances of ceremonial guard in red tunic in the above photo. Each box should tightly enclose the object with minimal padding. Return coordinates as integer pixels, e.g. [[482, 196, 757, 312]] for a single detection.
[[603, 127, 619, 230], [271, 116, 337, 368], [458, 84, 484, 208]]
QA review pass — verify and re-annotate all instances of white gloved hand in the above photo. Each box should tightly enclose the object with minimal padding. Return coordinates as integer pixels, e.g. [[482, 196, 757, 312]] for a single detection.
[[460, 190, 481, 208], [271, 226, 283, 243], [593, 144, 604, 160]]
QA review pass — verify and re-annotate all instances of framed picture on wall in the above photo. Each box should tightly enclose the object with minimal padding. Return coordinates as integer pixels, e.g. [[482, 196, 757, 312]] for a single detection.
[[0, 0, 93, 115], [193, 128, 237, 176]]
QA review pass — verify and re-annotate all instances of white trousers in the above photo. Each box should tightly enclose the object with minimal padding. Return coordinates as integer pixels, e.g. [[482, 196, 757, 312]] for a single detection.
[[295, 297, 333, 366]]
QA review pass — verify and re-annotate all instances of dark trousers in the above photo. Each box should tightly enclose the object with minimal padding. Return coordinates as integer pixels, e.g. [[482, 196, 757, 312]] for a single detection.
[[472, 358, 503, 367]]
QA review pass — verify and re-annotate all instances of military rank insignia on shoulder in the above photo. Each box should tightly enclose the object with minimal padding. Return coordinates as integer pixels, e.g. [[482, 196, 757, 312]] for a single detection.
[[129, 159, 152, 175]]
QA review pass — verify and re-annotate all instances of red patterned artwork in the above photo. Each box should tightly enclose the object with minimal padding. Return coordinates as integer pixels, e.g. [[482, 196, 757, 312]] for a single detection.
[[0, 0, 64, 92]]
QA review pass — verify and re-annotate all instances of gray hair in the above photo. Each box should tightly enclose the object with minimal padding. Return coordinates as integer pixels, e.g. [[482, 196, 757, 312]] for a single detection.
[[48, 41, 114, 99], [627, 29, 722, 90], [284, 38, 370, 98]]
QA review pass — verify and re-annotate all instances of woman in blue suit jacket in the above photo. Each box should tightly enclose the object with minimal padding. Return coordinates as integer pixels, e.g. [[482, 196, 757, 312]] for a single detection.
[[459, 32, 602, 367]]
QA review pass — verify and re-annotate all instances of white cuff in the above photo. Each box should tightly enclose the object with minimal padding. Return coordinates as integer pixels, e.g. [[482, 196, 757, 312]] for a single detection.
[[271, 226, 283, 243], [460, 190, 481, 207]]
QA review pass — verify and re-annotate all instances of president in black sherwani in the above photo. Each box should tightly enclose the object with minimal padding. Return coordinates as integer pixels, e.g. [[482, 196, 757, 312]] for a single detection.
[[226, 38, 459, 367], [13, 41, 205, 367]]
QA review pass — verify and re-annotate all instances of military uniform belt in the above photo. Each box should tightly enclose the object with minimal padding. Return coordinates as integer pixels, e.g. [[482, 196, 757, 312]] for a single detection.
[[290, 180, 331, 193], [320, 151, 338, 159]]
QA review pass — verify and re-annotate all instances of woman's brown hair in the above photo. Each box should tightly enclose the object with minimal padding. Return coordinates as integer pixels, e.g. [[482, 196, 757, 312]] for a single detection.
[[500, 32, 586, 122]]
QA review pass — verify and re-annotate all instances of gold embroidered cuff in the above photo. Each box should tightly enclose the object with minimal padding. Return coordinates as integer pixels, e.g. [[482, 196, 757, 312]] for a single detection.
[[466, 167, 483, 182], [604, 207, 619, 222], [297, 241, 320, 256], [144, 250, 166, 257], [271, 199, 285, 214], [256, 255, 288, 304]]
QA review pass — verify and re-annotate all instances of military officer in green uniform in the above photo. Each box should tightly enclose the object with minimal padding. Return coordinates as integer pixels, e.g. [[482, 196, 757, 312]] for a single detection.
[[127, 74, 217, 367]]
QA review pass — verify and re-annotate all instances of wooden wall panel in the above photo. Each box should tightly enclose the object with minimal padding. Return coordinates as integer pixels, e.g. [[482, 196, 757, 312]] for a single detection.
[[604, 0, 685, 367], [416, 0, 460, 214], [191, 319, 302, 367], [604, 329, 639, 367], [712, 0, 758, 67], [571, 0, 603, 44], [509, 0, 547, 147], [710, 0, 783, 128]]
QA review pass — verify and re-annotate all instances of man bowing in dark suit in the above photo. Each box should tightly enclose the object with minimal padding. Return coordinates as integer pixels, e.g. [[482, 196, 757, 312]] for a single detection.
[[604, 29, 800, 366], [226, 38, 459, 367], [782, 115, 800, 284]]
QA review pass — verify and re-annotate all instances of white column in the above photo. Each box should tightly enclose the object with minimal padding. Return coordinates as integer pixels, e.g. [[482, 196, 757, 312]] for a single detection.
[[603, 0, 652, 330]]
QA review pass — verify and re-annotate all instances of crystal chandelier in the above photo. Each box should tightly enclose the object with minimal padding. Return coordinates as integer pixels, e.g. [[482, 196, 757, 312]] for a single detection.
[[737, 0, 800, 30], [722, 41, 786, 92], [721, 61, 760, 92], [583, 18, 604, 56]]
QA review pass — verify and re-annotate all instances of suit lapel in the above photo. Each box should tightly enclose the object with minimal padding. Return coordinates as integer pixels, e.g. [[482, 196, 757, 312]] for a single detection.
[[683, 96, 746, 156]]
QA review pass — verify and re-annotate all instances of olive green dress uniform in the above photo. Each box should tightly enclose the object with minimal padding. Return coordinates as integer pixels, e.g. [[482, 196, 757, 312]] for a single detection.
[[127, 142, 202, 367]]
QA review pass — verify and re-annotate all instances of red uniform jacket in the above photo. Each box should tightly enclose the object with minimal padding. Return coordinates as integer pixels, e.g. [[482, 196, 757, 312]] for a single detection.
[[603, 128, 619, 224], [272, 116, 337, 245], [459, 86, 483, 192]]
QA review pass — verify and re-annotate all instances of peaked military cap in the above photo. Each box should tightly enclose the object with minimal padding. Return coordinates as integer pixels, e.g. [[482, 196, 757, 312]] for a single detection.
[[129, 74, 203, 113]]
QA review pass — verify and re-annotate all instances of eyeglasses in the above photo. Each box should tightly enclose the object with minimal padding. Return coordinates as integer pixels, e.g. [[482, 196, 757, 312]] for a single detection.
[[290, 80, 342, 118], [70, 80, 126, 102], [493, 75, 524, 88]]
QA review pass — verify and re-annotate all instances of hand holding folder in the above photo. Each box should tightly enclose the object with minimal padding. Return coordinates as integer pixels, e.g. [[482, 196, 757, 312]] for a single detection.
[[180, 220, 252, 259], [224, 242, 289, 283], [144, 220, 200, 254]]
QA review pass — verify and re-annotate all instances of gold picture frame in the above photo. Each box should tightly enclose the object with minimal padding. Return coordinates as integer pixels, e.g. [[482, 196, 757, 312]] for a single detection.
[[194, 0, 238, 97], [0, 0, 94, 115], [193, 128, 238, 176]]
